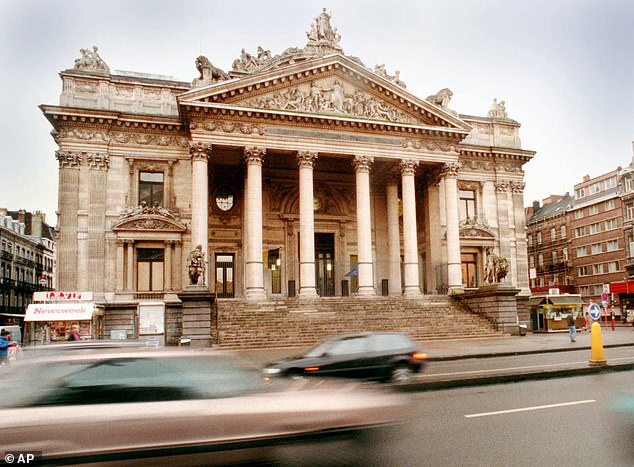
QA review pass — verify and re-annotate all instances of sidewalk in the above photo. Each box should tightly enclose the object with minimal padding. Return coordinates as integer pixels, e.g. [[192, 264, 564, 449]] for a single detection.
[[236, 326, 634, 391]]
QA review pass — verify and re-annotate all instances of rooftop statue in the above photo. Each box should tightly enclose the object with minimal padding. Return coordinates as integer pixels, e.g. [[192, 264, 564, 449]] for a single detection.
[[307, 8, 341, 44], [73, 46, 110, 74], [488, 98, 508, 119], [426, 88, 453, 108], [192, 55, 230, 87]]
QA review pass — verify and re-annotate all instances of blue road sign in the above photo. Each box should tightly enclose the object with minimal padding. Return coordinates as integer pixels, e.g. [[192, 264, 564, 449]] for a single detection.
[[588, 303, 602, 320]]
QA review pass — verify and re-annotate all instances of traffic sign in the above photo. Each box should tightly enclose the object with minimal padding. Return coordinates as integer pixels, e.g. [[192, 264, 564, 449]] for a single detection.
[[601, 292, 609, 301], [588, 303, 602, 320]]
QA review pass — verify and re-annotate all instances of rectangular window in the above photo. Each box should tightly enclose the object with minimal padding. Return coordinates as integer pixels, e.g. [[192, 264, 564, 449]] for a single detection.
[[589, 223, 600, 234], [575, 188, 586, 199], [529, 256, 535, 268], [550, 228, 556, 241], [591, 243, 602, 255], [626, 178, 634, 193], [578, 266, 588, 276], [607, 261, 619, 273], [576, 247, 586, 258], [590, 182, 601, 194], [552, 251, 558, 264], [574, 209, 584, 219], [605, 199, 615, 210], [576, 227, 585, 237], [563, 248, 568, 261], [588, 205, 599, 215], [593, 285, 604, 295], [537, 231, 542, 244], [137, 248, 164, 292], [527, 234, 532, 247], [606, 240, 618, 252], [538, 254, 544, 267], [560, 225, 566, 238], [138, 172, 164, 207], [593, 264, 603, 275], [605, 219, 617, 230], [626, 203, 634, 221], [604, 176, 617, 189], [459, 190, 476, 222]]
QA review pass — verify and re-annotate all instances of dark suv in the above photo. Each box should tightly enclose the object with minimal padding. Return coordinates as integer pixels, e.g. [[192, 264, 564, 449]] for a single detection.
[[263, 332, 426, 384]]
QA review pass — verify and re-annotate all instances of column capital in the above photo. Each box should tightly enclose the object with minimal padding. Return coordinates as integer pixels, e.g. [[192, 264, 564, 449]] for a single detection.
[[55, 150, 83, 169], [86, 153, 110, 171], [244, 146, 266, 164], [441, 161, 461, 179], [400, 158, 419, 176], [297, 150, 318, 168], [189, 141, 212, 161], [353, 155, 374, 173]]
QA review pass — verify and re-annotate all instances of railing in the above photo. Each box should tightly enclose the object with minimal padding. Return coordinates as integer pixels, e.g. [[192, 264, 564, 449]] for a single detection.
[[134, 292, 164, 300]]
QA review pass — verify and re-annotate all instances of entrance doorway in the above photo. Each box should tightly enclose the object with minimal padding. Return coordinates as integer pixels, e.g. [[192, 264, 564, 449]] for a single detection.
[[215, 254, 234, 298], [315, 233, 335, 297]]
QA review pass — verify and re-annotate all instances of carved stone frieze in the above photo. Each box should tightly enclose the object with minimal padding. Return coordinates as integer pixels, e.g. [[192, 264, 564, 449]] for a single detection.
[[86, 153, 110, 170], [402, 138, 454, 152], [297, 151, 318, 168], [241, 80, 418, 125], [113, 203, 185, 232], [192, 120, 266, 135], [57, 128, 109, 142], [55, 151, 83, 168], [459, 217, 496, 239], [244, 147, 266, 164], [460, 158, 496, 172], [190, 142, 212, 161]]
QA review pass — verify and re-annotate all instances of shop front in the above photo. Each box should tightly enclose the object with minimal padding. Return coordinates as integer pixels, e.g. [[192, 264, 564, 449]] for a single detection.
[[529, 294, 584, 332], [24, 302, 104, 345]]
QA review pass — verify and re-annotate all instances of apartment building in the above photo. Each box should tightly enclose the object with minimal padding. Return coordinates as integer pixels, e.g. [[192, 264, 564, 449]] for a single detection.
[[569, 171, 624, 308], [526, 194, 574, 294]]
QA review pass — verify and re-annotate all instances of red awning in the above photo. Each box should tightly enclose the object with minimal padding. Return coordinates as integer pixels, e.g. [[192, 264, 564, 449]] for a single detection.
[[609, 281, 634, 294]]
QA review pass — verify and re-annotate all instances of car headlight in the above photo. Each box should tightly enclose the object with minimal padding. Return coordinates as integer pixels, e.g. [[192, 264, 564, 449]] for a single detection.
[[262, 367, 281, 376]]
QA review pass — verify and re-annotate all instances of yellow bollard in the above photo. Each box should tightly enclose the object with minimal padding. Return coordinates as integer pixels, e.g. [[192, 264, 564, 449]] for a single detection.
[[589, 322, 607, 366]]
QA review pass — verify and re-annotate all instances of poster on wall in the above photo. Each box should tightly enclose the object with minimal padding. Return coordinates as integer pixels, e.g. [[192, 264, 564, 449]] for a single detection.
[[138, 303, 165, 335]]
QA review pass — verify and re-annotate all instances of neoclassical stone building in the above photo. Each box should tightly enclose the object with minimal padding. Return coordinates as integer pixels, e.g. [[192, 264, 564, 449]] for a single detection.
[[41, 11, 534, 338]]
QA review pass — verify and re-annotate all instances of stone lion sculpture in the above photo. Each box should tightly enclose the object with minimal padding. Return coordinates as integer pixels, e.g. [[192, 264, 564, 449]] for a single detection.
[[192, 56, 230, 86]]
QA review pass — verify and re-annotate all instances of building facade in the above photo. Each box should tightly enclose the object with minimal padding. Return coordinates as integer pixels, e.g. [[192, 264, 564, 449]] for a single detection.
[[41, 12, 534, 329], [526, 194, 574, 295], [0, 209, 55, 325]]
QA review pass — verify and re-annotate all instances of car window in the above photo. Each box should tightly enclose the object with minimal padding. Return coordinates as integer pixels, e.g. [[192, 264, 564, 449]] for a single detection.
[[369, 334, 412, 352], [326, 336, 368, 356], [0, 355, 264, 408]]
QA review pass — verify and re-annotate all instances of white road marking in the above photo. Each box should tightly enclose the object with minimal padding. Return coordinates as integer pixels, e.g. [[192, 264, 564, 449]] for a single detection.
[[465, 399, 596, 418], [424, 361, 589, 377]]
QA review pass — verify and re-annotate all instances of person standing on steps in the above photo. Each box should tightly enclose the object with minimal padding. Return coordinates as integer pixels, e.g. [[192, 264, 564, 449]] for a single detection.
[[567, 312, 577, 342]]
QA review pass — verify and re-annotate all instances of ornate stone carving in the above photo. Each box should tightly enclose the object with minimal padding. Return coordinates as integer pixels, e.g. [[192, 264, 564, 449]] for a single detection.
[[402, 138, 454, 152], [187, 245, 206, 286], [510, 181, 525, 194], [441, 161, 461, 178], [353, 155, 374, 173], [373, 64, 406, 88], [86, 153, 110, 170], [484, 248, 509, 283], [119, 201, 180, 221], [243, 81, 417, 124], [244, 147, 266, 164], [400, 159, 419, 176], [192, 56, 230, 87], [73, 46, 110, 74], [488, 98, 508, 119], [189, 142, 212, 161], [55, 151, 83, 168], [195, 120, 265, 135], [426, 88, 453, 108], [459, 217, 495, 239], [495, 180, 509, 192], [297, 151, 318, 168]]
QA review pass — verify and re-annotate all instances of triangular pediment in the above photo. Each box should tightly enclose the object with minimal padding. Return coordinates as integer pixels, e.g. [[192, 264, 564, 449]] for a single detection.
[[179, 55, 471, 133]]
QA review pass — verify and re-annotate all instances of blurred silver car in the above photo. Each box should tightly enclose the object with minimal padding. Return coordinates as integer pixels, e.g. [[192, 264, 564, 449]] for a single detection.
[[0, 346, 411, 465]]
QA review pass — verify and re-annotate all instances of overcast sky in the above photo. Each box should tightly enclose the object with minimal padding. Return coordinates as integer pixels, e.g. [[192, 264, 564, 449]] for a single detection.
[[1, 0, 633, 225]]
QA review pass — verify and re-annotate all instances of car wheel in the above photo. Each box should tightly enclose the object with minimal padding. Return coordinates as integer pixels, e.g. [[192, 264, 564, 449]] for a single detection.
[[390, 364, 413, 384]]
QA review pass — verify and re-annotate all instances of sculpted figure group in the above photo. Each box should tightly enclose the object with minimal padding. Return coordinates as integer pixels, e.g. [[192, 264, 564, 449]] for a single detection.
[[74, 46, 110, 73]]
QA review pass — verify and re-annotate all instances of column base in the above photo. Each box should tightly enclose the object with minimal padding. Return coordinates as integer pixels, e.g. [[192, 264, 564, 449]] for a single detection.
[[298, 288, 319, 299], [403, 287, 423, 298], [245, 288, 267, 302], [356, 286, 376, 296]]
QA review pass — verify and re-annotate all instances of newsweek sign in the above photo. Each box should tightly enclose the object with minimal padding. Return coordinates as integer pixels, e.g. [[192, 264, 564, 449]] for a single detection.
[[25, 303, 95, 322], [32, 291, 93, 302]]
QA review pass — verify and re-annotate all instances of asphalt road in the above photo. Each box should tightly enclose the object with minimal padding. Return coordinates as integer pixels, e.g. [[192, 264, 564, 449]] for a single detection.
[[379, 372, 634, 467]]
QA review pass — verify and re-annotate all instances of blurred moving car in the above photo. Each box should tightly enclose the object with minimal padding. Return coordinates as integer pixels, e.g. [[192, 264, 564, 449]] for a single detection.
[[0, 346, 411, 465], [263, 332, 427, 384]]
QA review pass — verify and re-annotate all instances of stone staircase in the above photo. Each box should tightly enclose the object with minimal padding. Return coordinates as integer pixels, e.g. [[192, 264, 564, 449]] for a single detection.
[[214, 295, 505, 349]]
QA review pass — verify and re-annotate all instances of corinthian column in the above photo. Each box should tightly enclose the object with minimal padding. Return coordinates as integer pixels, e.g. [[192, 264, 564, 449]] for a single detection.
[[189, 142, 211, 287], [386, 175, 402, 295], [244, 147, 266, 301], [443, 161, 463, 293], [297, 151, 319, 298], [400, 159, 422, 297], [354, 155, 375, 296]]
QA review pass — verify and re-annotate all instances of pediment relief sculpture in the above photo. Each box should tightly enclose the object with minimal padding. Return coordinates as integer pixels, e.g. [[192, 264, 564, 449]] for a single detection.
[[240, 78, 419, 125], [113, 202, 186, 232]]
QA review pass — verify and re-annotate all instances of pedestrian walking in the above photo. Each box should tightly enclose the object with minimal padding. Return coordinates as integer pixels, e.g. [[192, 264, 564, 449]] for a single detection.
[[567, 312, 576, 342], [582, 313, 588, 332]]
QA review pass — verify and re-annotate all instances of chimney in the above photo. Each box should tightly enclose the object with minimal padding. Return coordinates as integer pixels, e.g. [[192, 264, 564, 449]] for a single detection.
[[583, 175, 590, 182], [532, 200, 540, 212]]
